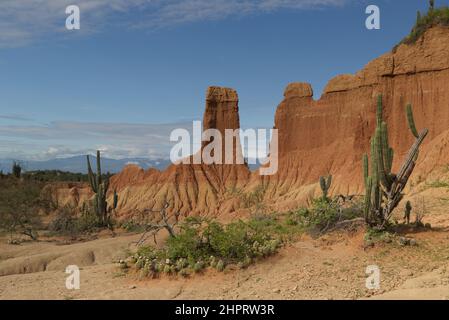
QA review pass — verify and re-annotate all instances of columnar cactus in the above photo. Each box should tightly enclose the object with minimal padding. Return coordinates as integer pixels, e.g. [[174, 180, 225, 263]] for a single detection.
[[113, 189, 118, 211], [362, 95, 428, 228], [87, 150, 116, 226], [319, 175, 332, 200]]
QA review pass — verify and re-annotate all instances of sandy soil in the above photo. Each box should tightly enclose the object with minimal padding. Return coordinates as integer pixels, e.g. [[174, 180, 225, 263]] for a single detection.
[[1, 225, 449, 300], [1, 185, 449, 300]]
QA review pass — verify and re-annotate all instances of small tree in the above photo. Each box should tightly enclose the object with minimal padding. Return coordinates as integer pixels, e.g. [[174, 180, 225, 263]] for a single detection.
[[429, 0, 435, 11], [12, 161, 21, 179], [363, 95, 428, 229], [136, 202, 181, 246], [0, 180, 42, 241]]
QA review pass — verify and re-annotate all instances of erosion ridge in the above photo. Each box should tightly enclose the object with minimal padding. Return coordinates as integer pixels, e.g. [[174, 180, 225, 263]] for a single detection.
[[59, 26, 449, 217]]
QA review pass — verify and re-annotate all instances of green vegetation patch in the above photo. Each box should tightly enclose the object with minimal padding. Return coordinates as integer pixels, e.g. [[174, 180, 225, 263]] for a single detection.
[[128, 214, 298, 278], [396, 4, 449, 48], [128, 195, 364, 278]]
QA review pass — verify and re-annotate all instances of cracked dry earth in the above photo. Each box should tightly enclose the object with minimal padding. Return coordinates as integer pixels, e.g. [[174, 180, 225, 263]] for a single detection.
[[1, 214, 449, 300]]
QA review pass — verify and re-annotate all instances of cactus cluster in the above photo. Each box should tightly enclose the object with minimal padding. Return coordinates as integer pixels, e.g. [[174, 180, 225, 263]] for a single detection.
[[86, 150, 118, 226], [319, 175, 332, 200], [363, 95, 428, 228]]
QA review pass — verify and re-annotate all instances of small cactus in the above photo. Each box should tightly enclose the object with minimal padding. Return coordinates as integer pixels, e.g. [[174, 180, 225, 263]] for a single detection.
[[216, 260, 225, 272], [193, 261, 204, 273], [176, 258, 188, 271], [135, 258, 145, 269], [154, 262, 163, 273], [209, 256, 217, 268], [319, 175, 332, 201], [163, 264, 171, 274]]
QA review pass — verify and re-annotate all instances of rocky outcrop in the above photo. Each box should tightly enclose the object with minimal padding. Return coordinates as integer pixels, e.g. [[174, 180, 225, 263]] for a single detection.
[[109, 26, 449, 216], [41, 182, 92, 210], [110, 86, 250, 217], [256, 26, 449, 211]]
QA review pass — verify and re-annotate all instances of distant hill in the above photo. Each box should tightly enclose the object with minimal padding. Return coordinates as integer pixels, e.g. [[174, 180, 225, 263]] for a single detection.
[[0, 156, 171, 174]]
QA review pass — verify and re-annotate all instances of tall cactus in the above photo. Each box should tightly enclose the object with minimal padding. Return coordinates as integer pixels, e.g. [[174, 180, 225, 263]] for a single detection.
[[87, 150, 116, 226], [362, 95, 428, 228], [319, 175, 332, 201]]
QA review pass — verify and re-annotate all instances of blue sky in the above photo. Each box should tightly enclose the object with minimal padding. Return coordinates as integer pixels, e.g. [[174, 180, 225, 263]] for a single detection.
[[0, 0, 445, 160]]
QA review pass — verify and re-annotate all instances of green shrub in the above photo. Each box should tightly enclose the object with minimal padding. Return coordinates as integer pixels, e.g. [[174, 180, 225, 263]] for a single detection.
[[396, 5, 449, 48], [130, 215, 283, 277], [49, 205, 102, 235], [0, 179, 44, 240], [165, 217, 205, 261], [22, 170, 89, 182], [364, 228, 394, 246], [130, 195, 362, 278], [120, 219, 146, 232], [216, 260, 225, 272], [239, 185, 266, 209], [288, 197, 363, 234]]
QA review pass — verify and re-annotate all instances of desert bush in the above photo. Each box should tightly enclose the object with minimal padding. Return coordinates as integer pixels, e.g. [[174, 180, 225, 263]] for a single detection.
[[22, 170, 89, 182], [135, 202, 180, 245], [287, 196, 363, 235], [240, 185, 267, 210], [120, 219, 146, 232], [130, 215, 283, 277], [364, 228, 395, 246], [49, 204, 101, 236], [0, 179, 44, 240], [48, 206, 77, 234], [129, 195, 364, 278], [413, 197, 428, 228]]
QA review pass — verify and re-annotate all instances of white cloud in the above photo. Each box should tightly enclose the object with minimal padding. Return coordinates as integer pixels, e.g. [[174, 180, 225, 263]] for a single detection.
[[0, 120, 193, 160], [140, 0, 347, 28], [0, 120, 276, 161], [0, 0, 347, 47]]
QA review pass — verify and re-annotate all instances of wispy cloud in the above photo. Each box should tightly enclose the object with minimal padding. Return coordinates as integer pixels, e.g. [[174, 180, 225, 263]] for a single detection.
[[0, 0, 347, 47], [139, 0, 348, 28], [0, 120, 192, 160], [0, 114, 33, 121]]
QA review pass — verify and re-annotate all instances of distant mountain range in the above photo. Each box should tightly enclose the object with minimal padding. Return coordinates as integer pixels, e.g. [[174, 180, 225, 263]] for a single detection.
[[0, 155, 262, 174], [0, 156, 172, 174]]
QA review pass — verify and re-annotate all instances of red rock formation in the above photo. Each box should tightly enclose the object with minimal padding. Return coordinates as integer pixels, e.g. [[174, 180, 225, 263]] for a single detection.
[[109, 26, 449, 216], [110, 86, 250, 217], [257, 26, 449, 211]]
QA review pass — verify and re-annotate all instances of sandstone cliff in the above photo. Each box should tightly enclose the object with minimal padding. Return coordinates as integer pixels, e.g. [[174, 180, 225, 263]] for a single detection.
[[98, 26, 449, 217], [110, 87, 250, 218]]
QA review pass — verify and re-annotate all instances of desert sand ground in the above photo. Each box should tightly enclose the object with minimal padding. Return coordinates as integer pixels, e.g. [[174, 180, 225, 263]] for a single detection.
[[1, 186, 449, 300]]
